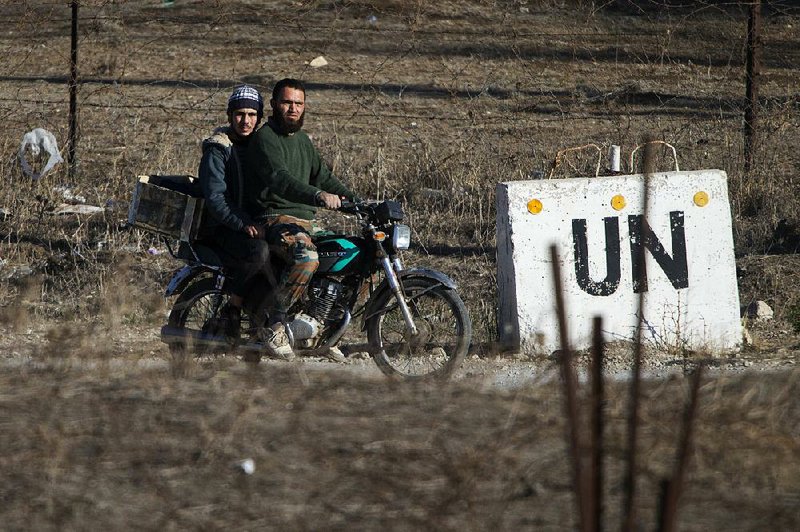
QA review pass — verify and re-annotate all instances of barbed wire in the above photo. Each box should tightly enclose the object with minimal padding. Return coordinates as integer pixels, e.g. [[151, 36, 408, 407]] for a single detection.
[[1, 1, 797, 156]]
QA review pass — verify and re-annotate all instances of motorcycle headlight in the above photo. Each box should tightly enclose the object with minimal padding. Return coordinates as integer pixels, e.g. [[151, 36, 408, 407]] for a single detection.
[[392, 224, 411, 250]]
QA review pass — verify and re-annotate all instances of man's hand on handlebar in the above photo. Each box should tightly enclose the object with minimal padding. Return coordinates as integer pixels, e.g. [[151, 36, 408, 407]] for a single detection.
[[317, 191, 343, 210]]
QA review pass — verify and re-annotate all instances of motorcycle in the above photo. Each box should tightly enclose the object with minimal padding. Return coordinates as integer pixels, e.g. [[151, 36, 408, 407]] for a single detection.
[[159, 199, 472, 380]]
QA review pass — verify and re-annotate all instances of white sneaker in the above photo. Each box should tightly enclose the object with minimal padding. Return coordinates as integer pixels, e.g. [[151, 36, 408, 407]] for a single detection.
[[263, 324, 295, 361], [323, 346, 347, 363]]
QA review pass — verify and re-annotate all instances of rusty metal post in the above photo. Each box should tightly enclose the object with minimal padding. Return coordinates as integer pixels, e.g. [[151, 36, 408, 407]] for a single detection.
[[744, 0, 762, 175], [622, 137, 655, 532], [590, 316, 604, 532], [657, 365, 705, 532], [550, 245, 591, 532], [68, 0, 79, 180]]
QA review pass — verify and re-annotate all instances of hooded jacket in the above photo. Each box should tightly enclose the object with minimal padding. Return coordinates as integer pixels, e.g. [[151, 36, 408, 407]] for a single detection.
[[197, 126, 255, 233]]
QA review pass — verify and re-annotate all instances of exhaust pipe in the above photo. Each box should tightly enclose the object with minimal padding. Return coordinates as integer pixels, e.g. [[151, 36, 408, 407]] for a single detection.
[[160, 325, 264, 353]]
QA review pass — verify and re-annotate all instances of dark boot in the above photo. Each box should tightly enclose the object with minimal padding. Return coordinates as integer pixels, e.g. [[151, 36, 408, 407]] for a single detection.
[[219, 303, 241, 344]]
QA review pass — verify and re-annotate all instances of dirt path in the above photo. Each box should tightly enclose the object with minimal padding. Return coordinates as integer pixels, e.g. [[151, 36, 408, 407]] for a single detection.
[[2, 320, 796, 388]]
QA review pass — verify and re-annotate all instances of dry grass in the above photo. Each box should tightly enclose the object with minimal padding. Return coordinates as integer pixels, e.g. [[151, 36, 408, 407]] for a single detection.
[[0, 354, 797, 530]]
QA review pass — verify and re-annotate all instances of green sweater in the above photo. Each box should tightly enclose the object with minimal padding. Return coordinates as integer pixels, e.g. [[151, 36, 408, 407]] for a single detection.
[[244, 118, 356, 220]]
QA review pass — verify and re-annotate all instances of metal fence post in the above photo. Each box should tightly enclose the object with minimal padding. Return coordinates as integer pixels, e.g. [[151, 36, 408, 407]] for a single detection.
[[68, 0, 79, 180], [744, 0, 762, 175]]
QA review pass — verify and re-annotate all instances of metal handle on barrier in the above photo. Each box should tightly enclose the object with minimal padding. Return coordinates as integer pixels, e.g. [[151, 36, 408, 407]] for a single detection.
[[628, 140, 680, 173], [548, 143, 603, 179]]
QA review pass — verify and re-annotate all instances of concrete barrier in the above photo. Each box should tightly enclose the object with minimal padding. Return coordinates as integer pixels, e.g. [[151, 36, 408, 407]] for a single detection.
[[496, 170, 742, 355]]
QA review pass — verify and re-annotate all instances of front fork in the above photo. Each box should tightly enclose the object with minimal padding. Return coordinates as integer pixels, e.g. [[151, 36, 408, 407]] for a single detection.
[[380, 256, 418, 336]]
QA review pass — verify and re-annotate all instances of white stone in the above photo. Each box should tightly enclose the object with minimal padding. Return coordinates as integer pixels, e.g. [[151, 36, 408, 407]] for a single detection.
[[744, 300, 773, 321], [309, 56, 328, 68]]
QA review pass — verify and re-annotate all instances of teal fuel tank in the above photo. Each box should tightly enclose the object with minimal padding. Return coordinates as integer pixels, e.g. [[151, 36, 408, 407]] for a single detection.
[[314, 236, 370, 275]]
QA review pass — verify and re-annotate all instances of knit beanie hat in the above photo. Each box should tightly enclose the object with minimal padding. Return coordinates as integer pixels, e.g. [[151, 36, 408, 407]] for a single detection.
[[227, 85, 263, 119]]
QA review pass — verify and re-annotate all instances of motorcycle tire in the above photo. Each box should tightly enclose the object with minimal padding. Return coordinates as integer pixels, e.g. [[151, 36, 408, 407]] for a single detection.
[[366, 277, 471, 381], [167, 277, 248, 357]]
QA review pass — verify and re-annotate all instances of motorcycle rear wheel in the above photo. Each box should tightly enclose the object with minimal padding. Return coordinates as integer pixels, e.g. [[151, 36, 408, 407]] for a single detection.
[[167, 277, 252, 357], [366, 277, 471, 380]]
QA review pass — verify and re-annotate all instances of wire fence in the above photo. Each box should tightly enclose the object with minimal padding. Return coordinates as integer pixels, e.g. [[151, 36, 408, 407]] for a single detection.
[[1, 1, 798, 206]]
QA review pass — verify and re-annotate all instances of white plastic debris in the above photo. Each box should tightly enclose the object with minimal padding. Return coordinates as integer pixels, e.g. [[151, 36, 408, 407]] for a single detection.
[[19, 128, 64, 180], [309, 56, 328, 68], [53, 204, 104, 216], [53, 185, 86, 204], [235, 458, 255, 475], [4, 265, 34, 280]]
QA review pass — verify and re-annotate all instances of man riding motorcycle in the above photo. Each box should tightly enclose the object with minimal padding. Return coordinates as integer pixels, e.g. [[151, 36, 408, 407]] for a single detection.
[[244, 78, 360, 359]]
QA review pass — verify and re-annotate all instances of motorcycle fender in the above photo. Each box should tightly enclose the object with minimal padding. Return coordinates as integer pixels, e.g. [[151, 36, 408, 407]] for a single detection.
[[362, 268, 458, 327], [395, 268, 458, 290], [165, 265, 209, 297]]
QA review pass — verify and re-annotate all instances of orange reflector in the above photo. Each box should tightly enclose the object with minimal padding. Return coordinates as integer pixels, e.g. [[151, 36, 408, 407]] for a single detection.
[[527, 199, 543, 214], [373, 232, 386, 241], [694, 191, 709, 207]]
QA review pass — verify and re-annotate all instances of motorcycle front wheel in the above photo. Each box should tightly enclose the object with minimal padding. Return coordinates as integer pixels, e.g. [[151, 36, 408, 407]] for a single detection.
[[366, 277, 471, 380]]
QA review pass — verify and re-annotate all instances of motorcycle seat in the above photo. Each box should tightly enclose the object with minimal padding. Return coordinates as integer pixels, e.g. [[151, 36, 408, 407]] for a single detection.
[[176, 240, 226, 268], [178, 240, 285, 281]]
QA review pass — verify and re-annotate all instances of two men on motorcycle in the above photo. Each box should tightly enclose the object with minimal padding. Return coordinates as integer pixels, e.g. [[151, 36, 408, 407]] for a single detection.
[[198, 80, 359, 360]]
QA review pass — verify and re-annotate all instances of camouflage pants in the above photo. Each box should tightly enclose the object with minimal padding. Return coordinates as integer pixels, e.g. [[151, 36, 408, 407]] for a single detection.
[[264, 215, 319, 320]]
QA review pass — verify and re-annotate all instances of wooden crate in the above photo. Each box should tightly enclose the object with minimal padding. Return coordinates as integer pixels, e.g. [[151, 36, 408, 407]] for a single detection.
[[127, 175, 204, 241]]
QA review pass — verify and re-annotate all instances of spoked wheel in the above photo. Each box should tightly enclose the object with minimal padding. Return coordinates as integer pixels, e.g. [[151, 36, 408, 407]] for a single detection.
[[166, 277, 252, 357], [366, 277, 471, 380]]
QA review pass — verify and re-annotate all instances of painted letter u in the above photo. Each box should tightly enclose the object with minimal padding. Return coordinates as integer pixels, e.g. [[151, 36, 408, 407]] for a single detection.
[[572, 217, 621, 296]]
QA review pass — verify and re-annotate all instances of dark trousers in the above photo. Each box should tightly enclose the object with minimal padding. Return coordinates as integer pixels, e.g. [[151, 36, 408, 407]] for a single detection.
[[206, 226, 274, 298]]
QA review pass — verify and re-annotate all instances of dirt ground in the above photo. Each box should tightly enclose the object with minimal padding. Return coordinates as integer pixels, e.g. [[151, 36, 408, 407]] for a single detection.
[[1, 1, 799, 529]]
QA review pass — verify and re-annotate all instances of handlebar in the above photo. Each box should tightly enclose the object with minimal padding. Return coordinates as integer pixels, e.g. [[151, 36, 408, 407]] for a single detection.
[[338, 199, 405, 226], [338, 198, 358, 212], [338, 199, 373, 216]]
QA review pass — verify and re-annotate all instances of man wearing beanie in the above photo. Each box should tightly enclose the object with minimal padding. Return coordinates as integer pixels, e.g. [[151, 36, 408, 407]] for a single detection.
[[245, 78, 359, 360], [197, 85, 274, 346]]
